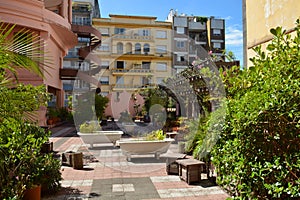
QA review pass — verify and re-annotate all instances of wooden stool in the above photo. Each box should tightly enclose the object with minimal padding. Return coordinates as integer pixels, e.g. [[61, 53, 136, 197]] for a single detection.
[[72, 152, 83, 169], [62, 151, 83, 169], [176, 158, 205, 184], [165, 153, 186, 175]]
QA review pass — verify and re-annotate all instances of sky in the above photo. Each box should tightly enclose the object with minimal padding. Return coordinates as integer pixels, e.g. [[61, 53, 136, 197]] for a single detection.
[[99, 0, 243, 65]]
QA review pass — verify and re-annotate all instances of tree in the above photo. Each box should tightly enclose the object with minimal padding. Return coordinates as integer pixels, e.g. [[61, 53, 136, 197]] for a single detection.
[[211, 20, 300, 199]]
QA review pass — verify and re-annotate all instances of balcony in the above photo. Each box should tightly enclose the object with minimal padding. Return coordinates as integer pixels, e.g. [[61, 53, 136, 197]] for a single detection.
[[111, 68, 153, 75], [113, 34, 153, 41], [189, 22, 206, 30], [60, 68, 79, 80]]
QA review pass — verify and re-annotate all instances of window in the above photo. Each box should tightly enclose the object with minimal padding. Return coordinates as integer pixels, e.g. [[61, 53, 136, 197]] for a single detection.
[[79, 61, 89, 71], [115, 28, 126, 34], [63, 61, 71, 68], [99, 43, 109, 51], [143, 43, 150, 54], [141, 77, 150, 85], [139, 29, 150, 36], [117, 42, 123, 54], [73, 16, 91, 25], [101, 61, 109, 69], [156, 63, 167, 71], [135, 43, 141, 54], [125, 43, 132, 54], [176, 27, 185, 34], [213, 42, 221, 49], [176, 41, 185, 49], [142, 62, 151, 69], [156, 30, 167, 38], [156, 77, 165, 84], [156, 45, 167, 53], [213, 29, 221, 36], [101, 92, 109, 96], [116, 61, 125, 69], [98, 27, 109, 36], [100, 76, 109, 85], [78, 37, 90, 43], [176, 54, 186, 62]]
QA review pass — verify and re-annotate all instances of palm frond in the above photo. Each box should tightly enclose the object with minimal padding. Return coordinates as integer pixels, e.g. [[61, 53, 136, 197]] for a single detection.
[[0, 22, 53, 86]]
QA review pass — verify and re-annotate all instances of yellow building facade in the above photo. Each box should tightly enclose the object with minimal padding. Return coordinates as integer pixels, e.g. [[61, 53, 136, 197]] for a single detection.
[[243, 0, 300, 67], [93, 14, 173, 95]]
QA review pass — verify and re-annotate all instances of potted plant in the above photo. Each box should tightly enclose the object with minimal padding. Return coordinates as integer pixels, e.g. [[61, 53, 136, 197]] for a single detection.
[[77, 121, 123, 148], [118, 129, 174, 161]]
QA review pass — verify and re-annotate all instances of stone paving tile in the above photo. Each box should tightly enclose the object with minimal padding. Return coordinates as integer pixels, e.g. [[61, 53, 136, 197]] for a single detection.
[[150, 175, 181, 182], [44, 125, 230, 200]]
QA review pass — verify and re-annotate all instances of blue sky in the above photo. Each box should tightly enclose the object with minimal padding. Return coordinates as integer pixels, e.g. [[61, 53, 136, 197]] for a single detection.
[[99, 0, 243, 64]]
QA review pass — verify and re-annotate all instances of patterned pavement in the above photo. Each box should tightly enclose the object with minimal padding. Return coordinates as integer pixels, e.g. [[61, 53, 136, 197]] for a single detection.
[[42, 123, 229, 200]]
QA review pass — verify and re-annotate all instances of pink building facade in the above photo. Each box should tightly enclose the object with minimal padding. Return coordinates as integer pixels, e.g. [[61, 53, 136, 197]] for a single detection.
[[0, 0, 78, 125]]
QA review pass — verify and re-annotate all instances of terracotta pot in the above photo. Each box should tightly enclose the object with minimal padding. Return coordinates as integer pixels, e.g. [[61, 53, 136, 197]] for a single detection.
[[23, 185, 41, 200], [47, 119, 53, 125]]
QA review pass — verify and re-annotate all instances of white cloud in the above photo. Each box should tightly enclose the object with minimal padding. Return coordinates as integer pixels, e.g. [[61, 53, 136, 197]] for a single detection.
[[226, 25, 243, 46], [225, 25, 244, 64], [224, 16, 232, 21]]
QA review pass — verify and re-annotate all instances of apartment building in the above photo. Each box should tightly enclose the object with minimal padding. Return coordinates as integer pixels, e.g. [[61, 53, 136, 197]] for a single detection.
[[61, 0, 102, 105], [243, 0, 300, 68], [0, 0, 77, 125], [167, 10, 226, 73], [92, 14, 172, 117]]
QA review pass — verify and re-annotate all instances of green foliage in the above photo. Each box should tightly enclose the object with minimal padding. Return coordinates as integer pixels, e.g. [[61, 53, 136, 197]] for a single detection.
[[79, 121, 101, 133], [73, 92, 109, 125], [211, 20, 300, 199], [119, 110, 133, 124], [0, 118, 58, 198], [0, 84, 48, 122], [95, 94, 109, 120], [0, 22, 60, 199], [139, 87, 169, 114], [145, 129, 165, 141], [184, 117, 207, 155]]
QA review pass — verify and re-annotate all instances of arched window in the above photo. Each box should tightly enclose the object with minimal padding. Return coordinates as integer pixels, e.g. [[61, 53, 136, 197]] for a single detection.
[[143, 43, 150, 54], [135, 43, 141, 54], [125, 43, 132, 54], [117, 42, 123, 54]]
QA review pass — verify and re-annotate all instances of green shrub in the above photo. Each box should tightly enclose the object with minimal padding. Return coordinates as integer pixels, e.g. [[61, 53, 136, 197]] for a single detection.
[[211, 20, 300, 199], [145, 129, 165, 141], [79, 121, 101, 133]]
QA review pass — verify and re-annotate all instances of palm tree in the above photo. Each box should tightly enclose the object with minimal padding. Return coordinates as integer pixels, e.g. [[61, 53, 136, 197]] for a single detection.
[[0, 22, 51, 86]]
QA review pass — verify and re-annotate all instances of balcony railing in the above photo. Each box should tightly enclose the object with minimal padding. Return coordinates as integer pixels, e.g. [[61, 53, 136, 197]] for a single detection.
[[113, 34, 153, 41], [111, 68, 153, 74], [112, 84, 155, 91]]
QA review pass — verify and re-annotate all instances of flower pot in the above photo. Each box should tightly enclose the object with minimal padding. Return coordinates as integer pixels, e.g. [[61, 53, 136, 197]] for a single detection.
[[47, 119, 53, 125], [23, 185, 41, 200]]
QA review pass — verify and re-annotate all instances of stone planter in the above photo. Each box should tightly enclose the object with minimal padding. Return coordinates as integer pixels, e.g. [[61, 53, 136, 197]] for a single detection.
[[77, 131, 123, 148], [118, 138, 174, 161], [122, 123, 136, 134]]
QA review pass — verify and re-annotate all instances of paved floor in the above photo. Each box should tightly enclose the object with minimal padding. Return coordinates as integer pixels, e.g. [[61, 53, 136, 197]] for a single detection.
[[42, 123, 229, 200]]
